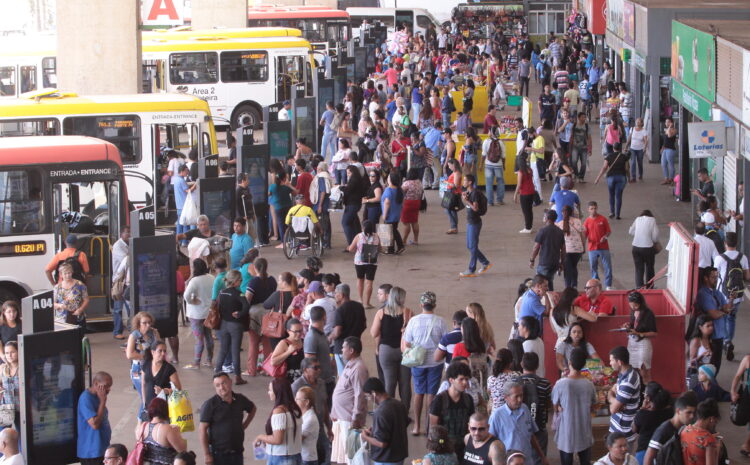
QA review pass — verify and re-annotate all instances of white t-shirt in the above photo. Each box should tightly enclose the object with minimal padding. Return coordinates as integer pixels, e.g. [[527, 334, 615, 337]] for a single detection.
[[629, 127, 648, 150], [167, 157, 184, 176], [0, 454, 24, 465], [522, 337, 546, 377], [694, 234, 719, 268], [713, 250, 749, 303], [278, 108, 290, 121], [184, 274, 215, 320], [482, 137, 505, 168], [300, 409, 319, 462]]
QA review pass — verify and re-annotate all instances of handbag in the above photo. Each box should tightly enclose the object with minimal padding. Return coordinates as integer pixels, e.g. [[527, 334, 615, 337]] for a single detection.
[[377, 223, 393, 247], [261, 296, 288, 338], [261, 355, 287, 378], [402, 315, 437, 368], [0, 404, 13, 428], [125, 422, 148, 465], [111, 275, 126, 301], [420, 192, 427, 212], [731, 370, 750, 426], [441, 191, 461, 211], [653, 241, 663, 254], [203, 300, 221, 330]]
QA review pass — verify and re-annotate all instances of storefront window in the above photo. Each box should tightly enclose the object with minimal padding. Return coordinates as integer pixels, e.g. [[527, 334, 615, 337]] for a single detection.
[[528, 3, 569, 35]]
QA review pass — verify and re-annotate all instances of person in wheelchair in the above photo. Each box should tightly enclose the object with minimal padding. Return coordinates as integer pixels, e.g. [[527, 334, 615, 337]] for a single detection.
[[285, 195, 321, 241]]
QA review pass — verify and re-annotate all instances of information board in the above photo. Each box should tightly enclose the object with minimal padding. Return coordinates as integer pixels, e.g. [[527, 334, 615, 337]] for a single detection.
[[129, 234, 177, 338], [293, 98, 317, 157], [267, 120, 293, 162], [240, 144, 270, 215], [21, 290, 54, 335], [198, 177, 236, 236], [19, 327, 84, 465]]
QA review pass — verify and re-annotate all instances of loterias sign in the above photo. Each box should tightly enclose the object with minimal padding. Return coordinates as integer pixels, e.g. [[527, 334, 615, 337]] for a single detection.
[[687, 121, 725, 159]]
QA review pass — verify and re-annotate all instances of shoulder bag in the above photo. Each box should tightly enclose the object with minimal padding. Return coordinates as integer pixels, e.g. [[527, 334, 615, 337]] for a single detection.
[[261, 293, 289, 339], [125, 422, 148, 465], [203, 300, 221, 330], [731, 369, 750, 426], [261, 352, 288, 378], [402, 315, 437, 367]]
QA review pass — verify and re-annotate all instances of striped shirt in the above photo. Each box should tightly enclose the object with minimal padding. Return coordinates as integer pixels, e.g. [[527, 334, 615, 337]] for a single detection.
[[609, 367, 641, 439]]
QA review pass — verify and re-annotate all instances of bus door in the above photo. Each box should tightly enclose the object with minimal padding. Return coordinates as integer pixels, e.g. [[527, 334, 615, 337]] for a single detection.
[[276, 55, 306, 102], [151, 123, 202, 227], [143, 59, 166, 93], [395, 10, 414, 34], [52, 178, 121, 321]]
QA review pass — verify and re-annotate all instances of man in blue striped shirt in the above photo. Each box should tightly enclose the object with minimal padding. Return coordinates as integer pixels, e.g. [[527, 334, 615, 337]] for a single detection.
[[607, 346, 641, 453]]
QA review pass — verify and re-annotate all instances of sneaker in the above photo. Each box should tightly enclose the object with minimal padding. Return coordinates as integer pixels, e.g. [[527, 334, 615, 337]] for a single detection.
[[459, 270, 477, 278], [183, 364, 200, 370], [201, 360, 213, 368], [605, 286, 614, 291], [478, 263, 493, 274], [726, 342, 735, 361], [519, 228, 532, 234], [222, 364, 234, 374]]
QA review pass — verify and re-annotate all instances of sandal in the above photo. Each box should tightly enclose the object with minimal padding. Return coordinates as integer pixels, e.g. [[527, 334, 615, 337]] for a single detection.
[[741, 450, 750, 457]]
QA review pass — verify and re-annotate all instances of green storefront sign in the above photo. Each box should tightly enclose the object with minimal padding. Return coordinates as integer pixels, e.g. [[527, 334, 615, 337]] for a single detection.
[[671, 20, 716, 102], [671, 80, 712, 121]]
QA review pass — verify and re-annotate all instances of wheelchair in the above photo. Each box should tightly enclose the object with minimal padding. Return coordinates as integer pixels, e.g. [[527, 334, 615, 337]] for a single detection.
[[283, 216, 324, 259]]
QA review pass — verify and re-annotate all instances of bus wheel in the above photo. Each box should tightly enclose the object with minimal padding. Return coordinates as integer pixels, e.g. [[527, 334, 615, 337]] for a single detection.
[[233, 104, 261, 130]]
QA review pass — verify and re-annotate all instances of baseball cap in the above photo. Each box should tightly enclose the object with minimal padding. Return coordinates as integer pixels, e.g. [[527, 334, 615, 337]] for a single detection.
[[420, 291, 437, 306], [308, 281, 323, 294], [283, 100, 291, 106], [65, 234, 78, 246]]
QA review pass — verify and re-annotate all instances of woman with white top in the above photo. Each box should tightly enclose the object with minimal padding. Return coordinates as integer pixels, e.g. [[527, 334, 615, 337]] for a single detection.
[[255, 378, 303, 465], [627, 118, 648, 182], [628, 210, 659, 289], [556, 205, 585, 289], [183, 259, 215, 369], [518, 316, 545, 377], [294, 386, 320, 465]]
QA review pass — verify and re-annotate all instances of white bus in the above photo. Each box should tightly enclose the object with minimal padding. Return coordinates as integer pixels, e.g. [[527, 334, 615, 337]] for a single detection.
[[0, 92, 219, 226], [0, 29, 317, 128], [347, 7, 443, 38]]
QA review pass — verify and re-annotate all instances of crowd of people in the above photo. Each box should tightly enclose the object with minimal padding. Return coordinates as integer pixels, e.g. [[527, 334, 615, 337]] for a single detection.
[[7, 5, 745, 465]]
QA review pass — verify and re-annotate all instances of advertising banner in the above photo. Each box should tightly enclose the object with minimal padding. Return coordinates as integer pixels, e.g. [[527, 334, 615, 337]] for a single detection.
[[606, 0, 623, 36], [687, 121, 726, 159], [671, 20, 716, 102], [585, 0, 606, 35], [622, 1, 635, 45]]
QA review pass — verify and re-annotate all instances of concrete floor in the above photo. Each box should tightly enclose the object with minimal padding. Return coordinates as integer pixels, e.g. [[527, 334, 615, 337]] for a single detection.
[[85, 95, 750, 464]]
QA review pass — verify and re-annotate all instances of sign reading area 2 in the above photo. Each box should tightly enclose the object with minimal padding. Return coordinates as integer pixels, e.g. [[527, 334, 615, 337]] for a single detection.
[[671, 21, 716, 102]]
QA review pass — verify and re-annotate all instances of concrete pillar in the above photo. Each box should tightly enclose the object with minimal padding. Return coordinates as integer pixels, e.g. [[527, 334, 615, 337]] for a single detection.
[[648, 74, 660, 163], [191, 0, 247, 30], [56, 0, 141, 95]]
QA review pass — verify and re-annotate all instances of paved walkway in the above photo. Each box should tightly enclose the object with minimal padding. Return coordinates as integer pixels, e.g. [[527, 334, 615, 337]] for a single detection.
[[85, 84, 750, 464]]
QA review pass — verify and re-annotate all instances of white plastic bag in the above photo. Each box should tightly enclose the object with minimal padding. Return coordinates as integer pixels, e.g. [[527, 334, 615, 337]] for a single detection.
[[179, 196, 199, 226], [351, 439, 371, 465]]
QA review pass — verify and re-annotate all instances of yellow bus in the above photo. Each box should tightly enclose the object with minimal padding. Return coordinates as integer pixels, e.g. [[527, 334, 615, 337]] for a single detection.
[[0, 29, 317, 128], [0, 91, 219, 226]]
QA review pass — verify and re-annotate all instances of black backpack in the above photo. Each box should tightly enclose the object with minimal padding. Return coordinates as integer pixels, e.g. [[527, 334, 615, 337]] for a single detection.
[[720, 252, 746, 295], [705, 229, 725, 254], [654, 429, 684, 465], [475, 190, 488, 216], [516, 375, 541, 426], [54, 250, 86, 283]]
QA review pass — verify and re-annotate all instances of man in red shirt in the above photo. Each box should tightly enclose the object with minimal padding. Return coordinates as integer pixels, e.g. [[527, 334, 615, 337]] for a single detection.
[[294, 159, 314, 206], [390, 129, 411, 176], [582, 201, 614, 289], [574, 279, 613, 315], [384, 65, 400, 88], [483, 105, 499, 134]]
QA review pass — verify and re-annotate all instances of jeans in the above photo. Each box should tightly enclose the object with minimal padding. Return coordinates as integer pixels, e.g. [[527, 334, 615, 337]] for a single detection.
[[711, 338, 724, 375], [661, 148, 676, 180], [257, 212, 270, 245], [559, 448, 591, 465], [726, 301, 740, 343], [341, 204, 362, 245], [189, 317, 214, 364], [445, 208, 458, 229], [466, 221, 489, 272], [275, 207, 290, 239], [268, 453, 302, 465], [112, 293, 131, 336], [630, 148, 644, 180], [411, 102, 422, 122], [571, 146, 588, 179], [379, 344, 412, 409], [563, 252, 582, 289], [210, 449, 244, 465], [442, 112, 451, 130], [484, 165, 505, 204], [321, 131, 337, 163], [214, 320, 244, 376], [317, 426, 332, 465], [374, 462, 404, 465], [606, 174, 626, 217], [334, 169, 348, 186], [176, 208, 189, 241], [588, 250, 613, 287], [386, 221, 404, 253], [364, 205, 381, 224], [536, 264, 557, 291], [319, 211, 331, 248], [520, 194, 534, 230], [519, 76, 530, 97], [632, 246, 656, 289]]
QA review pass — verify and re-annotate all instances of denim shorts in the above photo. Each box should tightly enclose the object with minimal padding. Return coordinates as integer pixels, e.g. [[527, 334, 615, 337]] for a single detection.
[[411, 364, 443, 395]]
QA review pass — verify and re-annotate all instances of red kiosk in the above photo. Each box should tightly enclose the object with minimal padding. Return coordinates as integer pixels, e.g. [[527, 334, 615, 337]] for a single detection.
[[543, 222, 699, 395]]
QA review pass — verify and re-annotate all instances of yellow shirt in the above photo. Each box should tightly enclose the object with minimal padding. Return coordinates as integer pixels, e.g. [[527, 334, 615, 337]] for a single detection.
[[285, 204, 318, 225], [531, 135, 545, 163]]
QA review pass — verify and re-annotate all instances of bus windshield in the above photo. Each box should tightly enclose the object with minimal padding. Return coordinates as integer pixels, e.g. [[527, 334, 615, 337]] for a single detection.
[[0, 169, 44, 235]]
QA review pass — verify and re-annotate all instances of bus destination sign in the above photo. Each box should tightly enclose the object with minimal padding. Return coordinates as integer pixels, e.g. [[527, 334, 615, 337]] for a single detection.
[[0, 240, 46, 257]]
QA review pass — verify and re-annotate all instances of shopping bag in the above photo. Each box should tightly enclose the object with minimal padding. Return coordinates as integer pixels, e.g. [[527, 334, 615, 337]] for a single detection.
[[346, 429, 362, 460], [351, 441, 372, 465], [168, 390, 195, 433], [377, 224, 393, 248], [179, 196, 199, 226]]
